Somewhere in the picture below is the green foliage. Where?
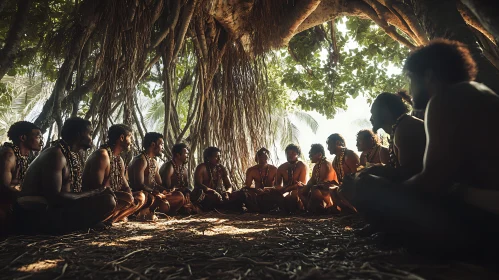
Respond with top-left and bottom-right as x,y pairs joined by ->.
280,17 -> 409,118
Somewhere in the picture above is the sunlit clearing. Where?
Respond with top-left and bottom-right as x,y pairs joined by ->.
16,259 -> 62,272
164,217 -> 228,225
192,225 -> 270,236
89,241 -> 122,247
116,235 -> 154,242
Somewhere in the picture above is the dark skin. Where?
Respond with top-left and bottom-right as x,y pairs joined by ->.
306,151 -> 338,187
128,138 -> 164,193
244,152 -> 278,189
20,125 -> 116,231
275,149 -> 308,193
160,147 -> 190,191
356,136 -> 389,166
405,78 -> 499,213
194,151 -> 233,201
0,129 -> 43,198
327,140 -> 360,177
82,131 -> 144,223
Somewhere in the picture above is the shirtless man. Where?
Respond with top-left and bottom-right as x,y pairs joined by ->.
82,124 -> 145,223
356,129 -> 389,167
0,121 -> 43,233
191,147 -> 245,211
15,117 -> 116,234
299,144 -> 340,214
159,143 -> 197,214
243,148 -> 282,213
275,144 -> 308,213
355,39 -> 499,254
128,132 -> 185,217
327,134 -> 360,184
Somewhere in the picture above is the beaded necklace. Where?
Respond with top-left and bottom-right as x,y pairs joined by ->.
207,164 -> 223,193
314,157 -> 326,183
142,151 -> 158,187
286,162 -> 297,186
55,140 -> 83,193
3,142 -> 30,183
332,148 -> 345,183
102,145 -> 123,191
365,144 -> 380,164
258,165 -> 270,188
171,159 -> 186,188
388,114 -> 408,168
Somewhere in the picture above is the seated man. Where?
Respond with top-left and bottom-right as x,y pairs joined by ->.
275,144 -> 308,213
0,121 -> 43,234
356,129 -> 389,167
82,124 -> 145,223
191,147 -> 245,211
298,144 -> 340,214
354,39 -> 499,254
159,143 -> 197,214
128,132 -> 185,218
243,148 -> 282,213
327,134 -> 360,184
15,117 -> 116,234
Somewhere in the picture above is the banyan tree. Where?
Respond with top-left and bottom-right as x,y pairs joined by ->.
1,0 -> 498,182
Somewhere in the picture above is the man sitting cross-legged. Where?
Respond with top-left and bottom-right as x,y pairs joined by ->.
159,143 -> 198,214
327,134 -> 360,184
275,144 -> 308,213
0,121 -> 43,234
128,132 -> 185,219
298,144 -> 341,214
191,147 -> 246,212
82,124 -> 146,223
242,148 -> 283,213
356,129 -> 389,167
15,117 -> 116,234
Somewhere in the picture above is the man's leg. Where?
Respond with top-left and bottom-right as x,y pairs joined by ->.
163,191 -> 185,215
284,190 -> 304,214
257,189 -> 285,213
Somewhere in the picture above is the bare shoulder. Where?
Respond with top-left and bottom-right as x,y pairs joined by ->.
160,161 -> 172,173
0,146 -> 15,160
88,148 -> 109,163
268,165 -> 278,172
130,154 -> 146,167
246,165 -> 258,173
297,161 -> 307,168
397,115 -> 424,136
277,162 -> 288,171
195,162 -> 207,172
345,149 -> 359,158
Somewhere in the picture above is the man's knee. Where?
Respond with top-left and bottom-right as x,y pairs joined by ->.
99,194 -> 117,214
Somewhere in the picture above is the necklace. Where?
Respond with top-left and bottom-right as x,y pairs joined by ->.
389,114 -> 408,168
258,165 -> 270,188
55,140 -> 83,193
207,164 -> 223,193
3,142 -> 30,183
171,159 -> 186,188
102,145 -> 122,191
365,145 -> 380,164
142,151 -> 157,187
332,148 -> 345,183
314,158 -> 325,183
286,162 -> 297,186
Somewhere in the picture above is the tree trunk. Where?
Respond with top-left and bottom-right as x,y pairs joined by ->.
411,0 -> 499,93
0,0 -> 31,80
461,0 -> 499,45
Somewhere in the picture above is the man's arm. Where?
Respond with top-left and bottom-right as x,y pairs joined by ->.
405,94 -> 459,193
274,167 -> 284,189
379,147 -> 390,165
0,149 -> 17,198
153,163 -> 164,191
221,166 -> 233,193
345,151 -> 360,174
244,168 -> 254,188
359,152 -> 367,166
395,118 -> 426,174
82,150 -> 109,191
119,158 -> 131,192
194,164 -> 211,192
161,162 -> 174,190
129,157 -> 154,192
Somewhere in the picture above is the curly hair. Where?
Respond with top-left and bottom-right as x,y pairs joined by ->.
309,144 -> 325,157
203,146 -> 220,163
61,117 -> 92,143
107,124 -> 132,146
404,39 -> 477,84
326,133 -> 345,146
142,132 -> 163,149
172,143 -> 189,157
357,129 -> 380,147
285,144 -> 301,156
7,121 -> 40,144
373,92 -> 410,117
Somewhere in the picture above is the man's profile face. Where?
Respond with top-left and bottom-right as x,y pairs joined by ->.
208,151 -> 221,165
154,138 -> 164,157
27,129 -> 43,151
356,137 -> 368,152
180,148 -> 189,164
257,152 -> 268,165
409,72 -> 430,110
121,132 -> 133,151
327,140 -> 335,155
370,101 -> 384,132
80,126 -> 93,150
286,149 -> 298,162
309,151 -> 320,163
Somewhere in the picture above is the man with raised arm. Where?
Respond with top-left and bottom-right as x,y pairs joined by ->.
0,121 -> 43,233
16,117 -> 116,234
82,124 -> 145,223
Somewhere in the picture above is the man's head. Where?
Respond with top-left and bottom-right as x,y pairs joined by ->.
172,143 -> 189,164
370,92 -> 410,132
356,129 -> 380,152
404,39 -> 477,110
326,133 -> 345,155
285,144 -> 301,163
255,147 -> 270,165
107,124 -> 133,151
309,144 -> 325,164
203,146 -> 221,166
143,132 -> 164,157
7,121 -> 43,151
61,117 -> 93,150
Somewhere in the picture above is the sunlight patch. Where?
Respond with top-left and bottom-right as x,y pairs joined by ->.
16,259 -> 62,272
193,225 -> 270,236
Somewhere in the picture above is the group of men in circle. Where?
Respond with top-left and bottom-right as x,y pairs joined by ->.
2,38 -> 499,255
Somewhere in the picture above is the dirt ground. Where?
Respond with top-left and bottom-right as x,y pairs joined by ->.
1,213 -> 498,280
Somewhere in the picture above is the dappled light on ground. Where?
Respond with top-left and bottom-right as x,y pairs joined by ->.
1,213 -> 498,279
